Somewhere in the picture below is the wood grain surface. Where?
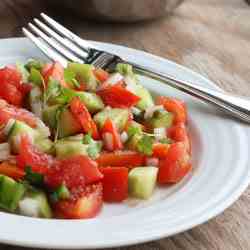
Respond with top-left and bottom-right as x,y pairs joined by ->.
0,0 -> 250,249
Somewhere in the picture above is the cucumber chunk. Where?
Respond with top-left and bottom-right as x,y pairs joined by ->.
19,190 -> 52,218
94,108 -> 129,132
0,175 -> 26,212
67,63 -> 98,91
146,110 -> 173,129
128,167 -> 158,199
55,140 -> 88,159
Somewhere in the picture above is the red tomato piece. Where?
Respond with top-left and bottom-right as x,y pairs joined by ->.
54,183 -> 103,219
100,167 -> 128,202
156,96 -> 187,124
70,97 -> 100,139
0,99 -> 37,128
16,135 -> 54,174
158,142 -> 192,184
168,123 -> 191,153
0,67 -> 28,106
152,143 -> 170,158
97,83 -> 140,108
0,162 -> 25,180
101,118 -> 123,151
45,155 -> 103,190
97,151 -> 145,168
42,62 -> 67,87
93,68 -> 109,83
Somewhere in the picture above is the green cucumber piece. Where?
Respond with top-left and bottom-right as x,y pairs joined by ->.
55,140 -> 88,159
94,108 -> 129,132
0,175 -> 26,212
35,138 -> 54,154
146,110 -> 173,129
76,92 -> 104,113
19,190 -> 52,218
67,63 -> 98,91
29,86 -> 43,118
128,167 -> 158,199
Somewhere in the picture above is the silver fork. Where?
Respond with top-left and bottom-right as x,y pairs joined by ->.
23,13 -> 250,123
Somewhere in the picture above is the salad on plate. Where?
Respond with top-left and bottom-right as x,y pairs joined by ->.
0,60 -> 191,219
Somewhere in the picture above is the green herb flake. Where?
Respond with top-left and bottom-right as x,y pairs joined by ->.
87,142 -> 102,159
137,135 -> 154,156
24,166 -> 44,187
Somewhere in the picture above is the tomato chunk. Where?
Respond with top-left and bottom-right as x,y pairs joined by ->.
97,83 -> 140,108
156,96 -> 187,124
42,62 -> 67,87
168,123 -> 191,153
93,68 -> 109,83
54,183 -> 103,219
45,155 -> 103,190
97,151 -> 145,168
0,162 -> 25,180
16,135 -> 54,174
0,99 -> 38,128
70,97 -> 99,139
100,167 -> 128,202
101,118 -> 123,151
158,142 -> 191,184
0,67 -> 30,106
152,143 -> 170,158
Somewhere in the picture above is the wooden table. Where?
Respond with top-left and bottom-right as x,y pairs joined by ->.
1,0 -> 250,249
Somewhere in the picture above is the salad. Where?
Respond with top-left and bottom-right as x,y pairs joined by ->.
0,61 -> 191,219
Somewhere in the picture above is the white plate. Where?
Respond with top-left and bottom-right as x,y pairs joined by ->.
0,38 -> 250,249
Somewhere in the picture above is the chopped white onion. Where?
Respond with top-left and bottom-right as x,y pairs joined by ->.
3,119 -> 16,136
120,131 -> 128,143
131,107 -> 142,116
154,127 -> 166,140
146,157 -> 159,167
103,132 -> 114,151
19,198 -> 40,217
103,73 -> 124,86
144,105 -> 164,120
0,143 -> 11,161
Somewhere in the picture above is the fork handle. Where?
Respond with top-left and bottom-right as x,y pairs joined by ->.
126,61 -> 250,123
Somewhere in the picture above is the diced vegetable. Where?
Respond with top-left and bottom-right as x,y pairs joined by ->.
94,108 -> 129,132
67,63 -> 98,91
128,167 -> 158,199
100,167 -> 128,202
54,183 -> 103,219
146,110 -> 173,130
0,162 -> 24,180
0,175 -> 26,212
70,97 -> 99,139
97,151 -> 145,168
19,189 -> 52,218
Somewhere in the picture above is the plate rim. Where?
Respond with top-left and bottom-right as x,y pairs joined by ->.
0,37 -> 249,249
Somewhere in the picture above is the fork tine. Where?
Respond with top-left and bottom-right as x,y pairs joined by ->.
28,23 -> 84,64
22,28 -> 68,67
40,13 -> 98,53
33,18 -> 89,60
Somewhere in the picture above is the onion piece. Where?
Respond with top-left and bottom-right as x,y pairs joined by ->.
144,105 -> 164,119
0,143 -> 11,161
36,119 -> 51,138
120,131 -> 128,143
146,157 -> 159,167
